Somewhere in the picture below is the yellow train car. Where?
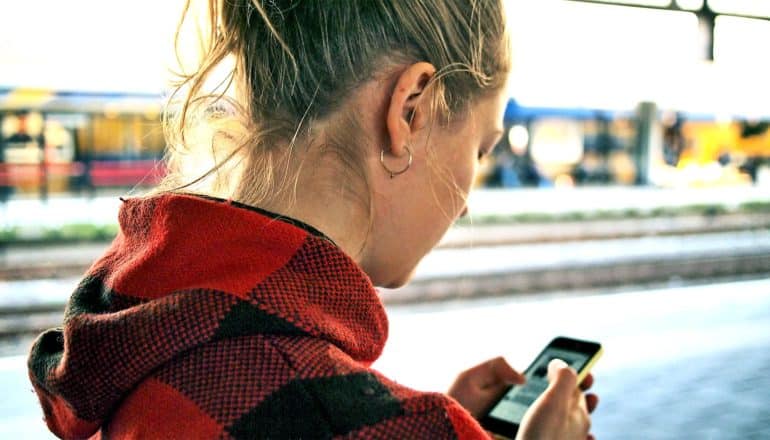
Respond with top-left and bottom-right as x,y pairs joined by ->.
0,88 -> 165,196
680,120 -> 770,165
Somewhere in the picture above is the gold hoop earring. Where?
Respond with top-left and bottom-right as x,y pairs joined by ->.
380,146 -> 413,179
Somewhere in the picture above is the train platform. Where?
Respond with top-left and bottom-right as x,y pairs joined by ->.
2,277 -> 769,439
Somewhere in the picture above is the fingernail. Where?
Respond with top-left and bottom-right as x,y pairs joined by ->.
550,358 -> 568,369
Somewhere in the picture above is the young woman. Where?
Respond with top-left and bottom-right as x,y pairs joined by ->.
28,1 -> 598,438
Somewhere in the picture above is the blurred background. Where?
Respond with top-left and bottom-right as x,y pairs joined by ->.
2,0 -> 770,438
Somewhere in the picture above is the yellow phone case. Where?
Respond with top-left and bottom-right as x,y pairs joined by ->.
575,346 -> 603,385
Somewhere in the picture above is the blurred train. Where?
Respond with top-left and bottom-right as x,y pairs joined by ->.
2,87 -> 769,198
482,100 -> 770,188
0,88 -> 165,198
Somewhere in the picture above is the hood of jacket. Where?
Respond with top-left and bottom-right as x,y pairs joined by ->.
27,193 -> 389,439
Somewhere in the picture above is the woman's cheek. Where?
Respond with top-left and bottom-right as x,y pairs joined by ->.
459,156 -> 478,194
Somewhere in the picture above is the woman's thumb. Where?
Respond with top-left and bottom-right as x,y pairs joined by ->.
546,358 -> 578,394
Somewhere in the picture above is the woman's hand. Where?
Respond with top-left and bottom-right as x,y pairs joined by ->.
516,359 -> 599,440
447,357 -> 526,419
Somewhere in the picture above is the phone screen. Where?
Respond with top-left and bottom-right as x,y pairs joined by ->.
486,347 -> 593,425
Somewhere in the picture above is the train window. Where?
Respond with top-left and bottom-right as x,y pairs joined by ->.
530,119 -> 584,170
91,115 -> 125,156
1,112 -> 43,164
43,118 -> 76,164
138,117 -> 165,155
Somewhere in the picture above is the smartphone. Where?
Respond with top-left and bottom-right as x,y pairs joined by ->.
479,336 -> 603,440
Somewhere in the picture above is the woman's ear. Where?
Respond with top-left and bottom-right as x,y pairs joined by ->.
385,62 -> 436,157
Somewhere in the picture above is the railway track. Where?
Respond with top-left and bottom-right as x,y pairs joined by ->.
3,212 -> 770,281
3,241 -> 770,340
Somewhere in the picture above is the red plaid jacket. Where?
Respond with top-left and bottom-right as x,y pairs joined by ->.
28,193 -> 490,439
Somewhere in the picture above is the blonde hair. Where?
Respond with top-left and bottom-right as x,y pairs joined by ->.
156,0 -> 511,226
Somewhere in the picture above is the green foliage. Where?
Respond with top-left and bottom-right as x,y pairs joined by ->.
740,201 -> 770,213
1,224 -> 118,245
456,202 -> 754,226
0,227 -> 20,243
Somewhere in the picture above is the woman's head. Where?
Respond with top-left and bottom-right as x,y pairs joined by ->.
162,0 -> 511,287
